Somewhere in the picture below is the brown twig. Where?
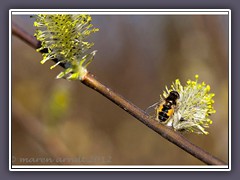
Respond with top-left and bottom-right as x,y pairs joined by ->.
12,99 -> 75,165
12,22 -> 227,165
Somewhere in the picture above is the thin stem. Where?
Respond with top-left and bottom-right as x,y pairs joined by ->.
12,22 -> 40,49
12,99 -> 75,165
12,22 -> 227,165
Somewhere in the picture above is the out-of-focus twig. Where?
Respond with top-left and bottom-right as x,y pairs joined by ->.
12,22 -> 227,165
12,98 -> 75,165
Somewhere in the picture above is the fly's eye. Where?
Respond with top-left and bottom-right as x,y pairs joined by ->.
170,91 -> 180,99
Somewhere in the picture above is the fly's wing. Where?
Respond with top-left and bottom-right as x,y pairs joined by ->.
145,102 -> 160,117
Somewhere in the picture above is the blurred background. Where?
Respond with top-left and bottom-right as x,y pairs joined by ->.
12,14 -> 229,165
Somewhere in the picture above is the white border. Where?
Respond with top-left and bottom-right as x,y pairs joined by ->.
11,9 -> 229,15
9,9 -> 231,171
228,10 -> 231,171
9,9 -> 12,172
11,165 -> 228,171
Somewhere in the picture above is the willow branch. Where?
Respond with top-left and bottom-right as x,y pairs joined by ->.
12,99 -> 75,165
12,22 -> 227,165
